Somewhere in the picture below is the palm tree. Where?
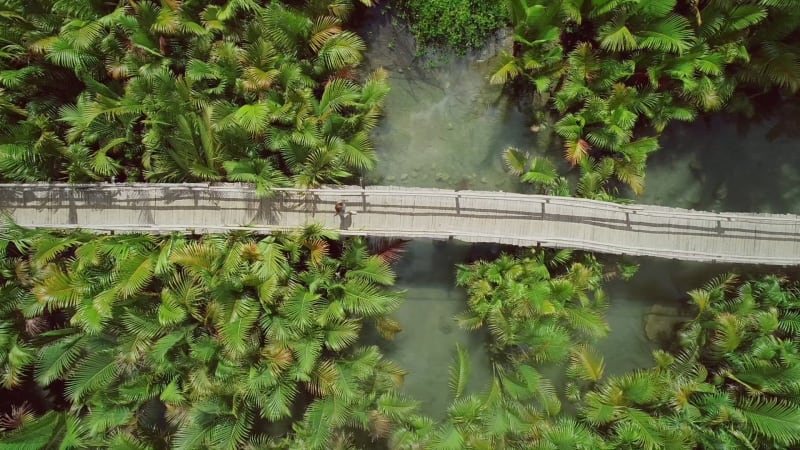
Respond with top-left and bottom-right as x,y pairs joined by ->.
571,273 -> 800,450
455,250 -> 609,367
0,223 -> 410,448
503,147 -> 569,195
497,0 -> 800,199
0,0 -> 386,191
674,275 -> 800,448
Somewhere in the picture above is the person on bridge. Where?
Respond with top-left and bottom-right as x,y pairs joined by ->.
335,200 -> 356,218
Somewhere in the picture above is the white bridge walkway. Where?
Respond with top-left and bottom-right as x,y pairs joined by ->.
1,183 -> 799,266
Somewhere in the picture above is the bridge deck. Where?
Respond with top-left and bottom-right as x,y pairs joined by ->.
1,183 -> 799,265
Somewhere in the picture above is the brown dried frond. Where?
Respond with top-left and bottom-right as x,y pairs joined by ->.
375,316 -> 403,340
163,0 -> 182,10
24,317 -> 47,336
0,402 -> 34,431
368,410 -> 391,440
106,59 -> 131,80
262,343 -> 294,375
368,238 -> 409,264
564,138 -> 590,166
332,67 -> 358,81
164,403 -> 191,427
13,259 -> 31,286
306,359 -> 338,396
329,431 -> 356,449
306,239 -> 329,266
241,242 -> 260,262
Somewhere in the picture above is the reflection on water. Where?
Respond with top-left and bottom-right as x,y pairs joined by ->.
642,106 -> 800,214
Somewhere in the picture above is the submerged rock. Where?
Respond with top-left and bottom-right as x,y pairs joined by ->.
438,314 -> 454,335
643,304 -> 691,343
688,158 -> 706,183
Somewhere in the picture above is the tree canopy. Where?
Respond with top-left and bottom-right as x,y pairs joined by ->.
0,224 -> 412,448
496,0 -> 800,198
392,251 -> 800,449
0,0 -> 387,191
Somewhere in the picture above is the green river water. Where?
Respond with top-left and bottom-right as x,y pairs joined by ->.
356,8 -> 797,418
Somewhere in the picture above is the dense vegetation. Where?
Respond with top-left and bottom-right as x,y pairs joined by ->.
494,0 -> 800,199
0,0 -> 385,191
402,252 -> 800,449
2,229 -> 799,449
0,224 -> 413,448
395,0 -> 507,52
2,2 -> 800,449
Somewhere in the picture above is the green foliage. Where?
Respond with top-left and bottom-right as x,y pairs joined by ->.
437,249 -> 800,450
567,344 -> 606,383
456,249 -> 609,366
448,343 -> 470,399
398,0 -> 508,52
497,0 -> 800,199
0,1 -> 387,190
0,226 -> 406,448
576,274 -> 800,450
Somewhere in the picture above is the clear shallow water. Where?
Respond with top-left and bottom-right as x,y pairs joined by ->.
356,8 -> 540,192
378,240 -> 494,419
640,103 -> 800,214
354,11 -> 534,416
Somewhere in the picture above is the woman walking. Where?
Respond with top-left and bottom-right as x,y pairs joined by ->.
334,200 -> 346,218
334,199 -> 357,220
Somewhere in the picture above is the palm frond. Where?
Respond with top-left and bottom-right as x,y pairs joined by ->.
490,52 -> 521,85
316,32 -> 365,71
448,344 -> 470,399
35,334 -> 84,385
521,157 -> 559,186
65,352 -> 120,402
638,15 -> 694,54
598,24 -> 638,52
502,147 -> 528,176
324,320 -> 361,351
568,344 -> 606,382
737,398 -> 800,445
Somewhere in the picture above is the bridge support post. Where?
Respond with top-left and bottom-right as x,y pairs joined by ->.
360,185 -> 366,212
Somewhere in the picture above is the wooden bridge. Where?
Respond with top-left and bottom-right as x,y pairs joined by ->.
1,183 -> 799,266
